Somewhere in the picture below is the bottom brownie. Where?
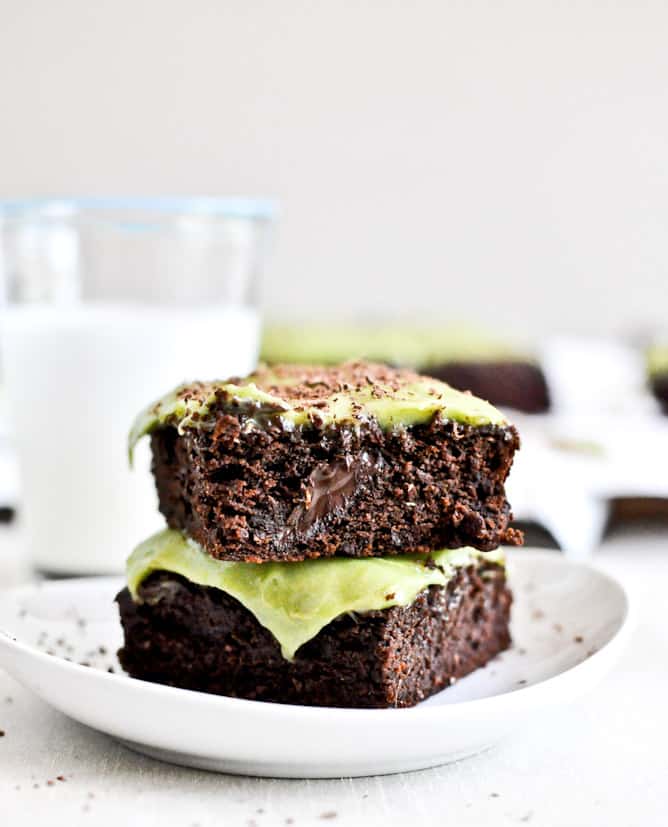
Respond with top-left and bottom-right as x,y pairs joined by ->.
426,361 -> 550,414
116,563 -> 511,709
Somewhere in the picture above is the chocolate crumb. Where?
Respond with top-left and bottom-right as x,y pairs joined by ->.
47,780 -> 55,786
574,635 -> 584,643
517,679 -> 527,685
385,592 -> 396,601
57,775 -> 66,782
553,623 -> 563,633
531,609 -> 545,621
0,729 -> 5,737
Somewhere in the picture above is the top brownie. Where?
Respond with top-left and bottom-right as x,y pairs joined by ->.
130,362 -> 522,562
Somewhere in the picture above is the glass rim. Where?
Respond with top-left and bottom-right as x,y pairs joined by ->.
0,196 -> 276,221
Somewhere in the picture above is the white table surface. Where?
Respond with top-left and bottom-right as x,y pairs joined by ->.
1,523 -> 667,827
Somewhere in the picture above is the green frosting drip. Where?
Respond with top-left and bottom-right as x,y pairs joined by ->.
127,529 -> 505,661
128,368 -> 507,462
261,324 -> 528,367
128,382 -> 282,462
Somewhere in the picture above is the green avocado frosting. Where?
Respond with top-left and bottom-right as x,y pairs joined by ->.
127,529 -> 505,660
128,363 -> 507,462
261,323 -> 529,367
647,345 -> 668,378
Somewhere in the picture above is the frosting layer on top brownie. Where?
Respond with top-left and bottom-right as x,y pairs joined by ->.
129,362 -> 507,460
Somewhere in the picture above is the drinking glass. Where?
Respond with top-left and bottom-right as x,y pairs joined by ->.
0,197 -> 274,574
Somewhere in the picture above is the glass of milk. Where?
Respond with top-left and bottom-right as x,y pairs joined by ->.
0,198 -> 274,574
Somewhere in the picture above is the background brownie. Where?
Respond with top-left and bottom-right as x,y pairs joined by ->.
117,562 -> 511,709
261,323 -> 550,413
651,374 -> 668,414
136,363 -> 522,562
426,361 -> 550,414
647,344 -> 668,414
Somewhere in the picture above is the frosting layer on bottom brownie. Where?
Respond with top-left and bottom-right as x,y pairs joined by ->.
127,528 -> 504,659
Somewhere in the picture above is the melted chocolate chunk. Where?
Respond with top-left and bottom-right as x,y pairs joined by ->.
287,454 -> 374,533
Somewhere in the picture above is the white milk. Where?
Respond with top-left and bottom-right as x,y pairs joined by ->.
1,304 -> 260,574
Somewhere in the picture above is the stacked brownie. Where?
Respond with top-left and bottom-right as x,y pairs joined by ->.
117,362 -> 521,708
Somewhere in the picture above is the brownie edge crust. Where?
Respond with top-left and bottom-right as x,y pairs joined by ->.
116,563 -> 511,709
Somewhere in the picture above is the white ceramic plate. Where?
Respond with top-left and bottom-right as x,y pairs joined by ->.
0,549 -> 631,778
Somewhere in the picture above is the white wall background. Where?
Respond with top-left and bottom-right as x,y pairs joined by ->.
1,0 -> 667,336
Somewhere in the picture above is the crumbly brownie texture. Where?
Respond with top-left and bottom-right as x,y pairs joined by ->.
426,362 -> 550,414
116,563 -> 511,709
151,412 -> 520,563
650,373 -> 668,415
